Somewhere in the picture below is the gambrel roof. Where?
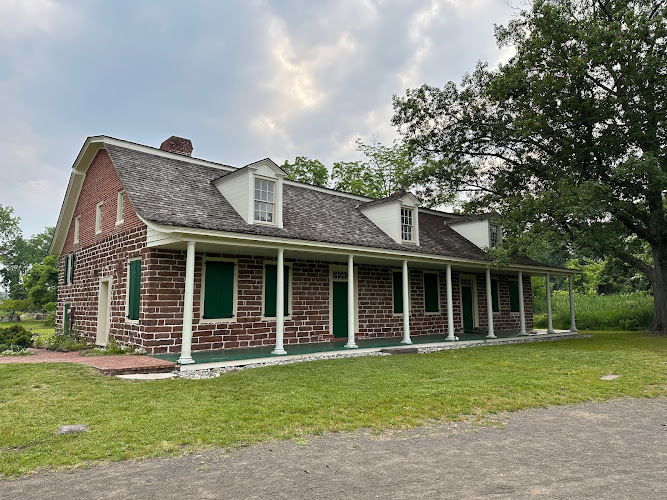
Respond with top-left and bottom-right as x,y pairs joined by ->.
51,136 -> 567,273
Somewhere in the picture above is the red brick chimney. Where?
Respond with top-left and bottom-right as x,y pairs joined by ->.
159,136 -> 193,156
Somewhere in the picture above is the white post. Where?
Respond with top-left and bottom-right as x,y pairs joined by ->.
568,275 -> 577,333
401,259 -> 412,344
178,241 -> 196,364
446,264 -> 455,341
345,254 -> 358,348
272,248 -> 287,354
485,266 -> 496,338
546,273 -> 554,334
518,270 -> 528,335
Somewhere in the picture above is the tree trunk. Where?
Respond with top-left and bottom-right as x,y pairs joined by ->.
649,243 -> 667,334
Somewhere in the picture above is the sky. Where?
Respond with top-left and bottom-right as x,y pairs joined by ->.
0,0 -> 518,237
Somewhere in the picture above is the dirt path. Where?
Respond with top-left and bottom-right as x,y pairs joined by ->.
3,398 -> 666,499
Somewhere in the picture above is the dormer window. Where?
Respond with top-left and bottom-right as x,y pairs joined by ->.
401,207 -> 414,242
254,178 -> 275,223
490,224 -> 499,249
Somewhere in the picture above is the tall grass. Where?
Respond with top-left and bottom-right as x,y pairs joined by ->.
533,291 -> 653,331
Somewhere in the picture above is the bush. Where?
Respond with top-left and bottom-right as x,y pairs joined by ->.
33,327 -> 89,352
0,325 -> 33,349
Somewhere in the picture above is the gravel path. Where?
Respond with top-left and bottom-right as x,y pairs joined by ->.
3,398 -> 666,499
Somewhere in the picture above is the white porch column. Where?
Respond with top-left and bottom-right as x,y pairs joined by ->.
546,273 -> 554,334
178,241 -> 196,364
518,270 -> 528,335
568,275 -> 577,333
272,248 -> 287,354
345,254 -> 358,348
446,264 -> 455,341
401,259 -> 412,344
485,266 -> 496,338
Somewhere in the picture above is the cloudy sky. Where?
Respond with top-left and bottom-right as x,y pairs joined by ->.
0,0 -> 517,237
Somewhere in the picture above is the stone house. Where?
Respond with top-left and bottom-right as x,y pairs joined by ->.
50,136 -> 576,364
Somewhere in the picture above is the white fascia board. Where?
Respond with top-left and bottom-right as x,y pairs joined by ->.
243,158 -> 286,177
140,218 -> 577,275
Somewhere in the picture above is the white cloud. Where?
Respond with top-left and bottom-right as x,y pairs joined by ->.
0,0 -> 76,39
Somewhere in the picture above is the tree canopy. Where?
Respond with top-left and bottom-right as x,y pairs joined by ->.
392,0 -> 667,332
281,157 -> 329,187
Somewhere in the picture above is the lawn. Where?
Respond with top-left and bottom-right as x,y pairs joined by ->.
0,319 -> 54,338
0,330 -> 665,477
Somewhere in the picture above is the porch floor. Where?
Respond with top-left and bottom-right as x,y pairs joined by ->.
152,330 -> 572,368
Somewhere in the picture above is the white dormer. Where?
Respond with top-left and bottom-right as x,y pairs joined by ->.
213,159 -> 286,228
447,214 -> 502,249
358,190 -> 420,245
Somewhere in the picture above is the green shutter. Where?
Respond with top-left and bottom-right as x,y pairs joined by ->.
64,303 -> 70,335
69,254 -> 75,284
128,259 -> 141,320
491,279 -> 500,312
509,281 -> 520,312
63,255 -> 68,284
203,261 -> 235,319
424,273 -> 439,312
264,265 -> 290,317
393,271 -> 403,314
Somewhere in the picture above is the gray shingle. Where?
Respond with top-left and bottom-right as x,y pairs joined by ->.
105,143 -> 551,266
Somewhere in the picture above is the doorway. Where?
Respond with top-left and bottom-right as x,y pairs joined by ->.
332,281 -> 348,338
96,278 -> 111,346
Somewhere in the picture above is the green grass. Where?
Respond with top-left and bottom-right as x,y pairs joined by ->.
0,319 -> 54,338
0,330 -> 664,477
534,292 -> 654,331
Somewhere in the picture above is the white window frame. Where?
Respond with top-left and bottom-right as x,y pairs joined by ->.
73,215 -> 80,244
328,264 -> 359,335
423,271 -> 441,315
489,224 -> 500,249
400,206 -> 415,243
65,253 -> 74,285
199,257 -> 239,323
261,261 -> 293,321
116,190 -> 125,225
253,176 -> 277,225
459,274 -> 479,329
95,201 -> 103,234
125,257 -> 141,324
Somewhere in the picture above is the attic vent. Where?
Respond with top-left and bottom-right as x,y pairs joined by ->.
160,136 -> 193,156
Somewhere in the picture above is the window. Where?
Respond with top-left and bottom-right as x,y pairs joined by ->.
509,280 -> 520,312
393,271 -> 403,314
254,178 -> 275,223
424,273 -> 439,313
95,202 -> 103,234
127,259 -> 141,321
264,264 -> 290,317
401,207 -> 413,242
490,224 -> 499,249
64,303 -> 71,335
491,279 -> 500,313
74,215 -> 80,244
203,260 -> 235,319
63,253 -> 74,285
116,191 -> 125,224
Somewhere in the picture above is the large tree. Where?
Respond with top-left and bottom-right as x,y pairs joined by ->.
392,0 -> 667,332
281,157 -> 329,187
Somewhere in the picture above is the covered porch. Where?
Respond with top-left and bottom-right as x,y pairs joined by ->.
145,232 -> 578,365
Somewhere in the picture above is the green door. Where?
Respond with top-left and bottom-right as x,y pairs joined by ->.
332,281 -> 348,338
462,286 -> 474,332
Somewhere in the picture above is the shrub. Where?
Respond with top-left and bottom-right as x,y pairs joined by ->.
34,327 -> 89,352
0,325 -> 33,349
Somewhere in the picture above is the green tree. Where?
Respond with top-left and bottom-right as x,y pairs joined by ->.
393,0 -> 667,332
22,255 -> 58,310
330,139 -> 433,200
281,157 -> 329,187
0,223 -> 55,298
